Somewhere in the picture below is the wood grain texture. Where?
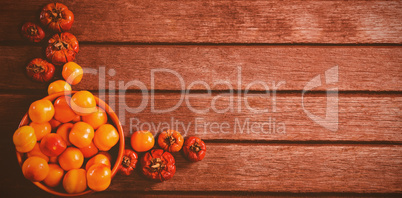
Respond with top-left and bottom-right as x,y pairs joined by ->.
1,93 -> 400,142
0,0 -> 401,43
0,45 -> 401,91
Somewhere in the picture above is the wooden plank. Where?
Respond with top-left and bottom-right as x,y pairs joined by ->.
0,45 -> 401,91
0,0 -> 401,43
2,142 -> 401,194
1,93 -> 401,142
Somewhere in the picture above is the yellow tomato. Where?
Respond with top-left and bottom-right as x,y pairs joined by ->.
58,147 -> 84,171
27,143 -> 49,162
82,107 -> 108,129
22,156 -> 49,182
70,91 -> 97,116
131,130 -> 154,152
85,153 -> 111,171
87,164 -> 111,191
63,169 -> 87,194
13,126 -> 36,153
29,121 -> 51,141
48,80 -> 72,95
28,99 -> 55,123
69,122 -> 94,148
94,124 -> 119,151
44,164 -> 64,187
62,62 -> 83,85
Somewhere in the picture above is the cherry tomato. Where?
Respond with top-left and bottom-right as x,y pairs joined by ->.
63,169 -> 87,194
29,121 -> 51,141
58,147 -> 84,171
21,22 -> 45,42
40,133 -> 67,157
54,96 -> 77,123
69,122 -> 94,148
44,164 -> 64,187
70,91 -> 97,116
79,141 -> 98,158
49,118 -> 62,129
82,107 -> 107,130
28,99 -> 55,123
183,137 -> 206,162
26,58 -> 55,82
40,3 -> 74,32
157,130 -> 184,152
46,32 -> 79,66
94,124 -> 119,151
141,149 -> 176,182
13,126 -> 36,153
131,130 -> 155,152
62,62 -> 83,85
87,164 -> 111,191
22,156 -> 49,182
85,153 -> 111,171
27,143 -> 49,162
118,149 -> 138,176
56,123 -> 73,146
48,80 -> 72,95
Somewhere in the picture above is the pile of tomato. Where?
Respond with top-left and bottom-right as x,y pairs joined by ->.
121,130 -> 207,181
13,90 -> 119,193
15,2 -> 208,195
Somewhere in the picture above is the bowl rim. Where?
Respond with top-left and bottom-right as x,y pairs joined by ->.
16,91 -> 125,196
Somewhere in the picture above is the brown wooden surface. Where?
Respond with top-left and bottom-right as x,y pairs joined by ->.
1,46 -> 401,91
0,0 -> 401,197
0,0 -> 401,43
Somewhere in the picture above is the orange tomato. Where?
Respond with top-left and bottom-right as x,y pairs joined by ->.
98,151 -> 112,162
56,123 -> 73,146
27,143 -> 49,162
131,130 -> 154,152
49,118 -> 62,129
72,114 -> 81,122
94,124 -> 119,151
70,91 -> 97,116
62,62 -> 83,85
69,122 -> 94,148
28,99 -> 55,123
82,107 -> 107,129
22,156 -> 49,182
29,122 -> 51,141
58,147 -> 84,171
48,80 -> 72,95
87,164 -> 111,191
13,126 -> 36,153
44,164 -> 64,187
79,141 -> 98,158
85,153 -> 111,171
40,133 -> 67,157
53,96 -> 77,123
63,169 -> 87,194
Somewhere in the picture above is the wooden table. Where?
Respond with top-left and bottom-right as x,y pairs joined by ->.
0,0 -> 401,197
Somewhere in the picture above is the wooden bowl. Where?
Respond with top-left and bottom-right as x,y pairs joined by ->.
16,91 -> 125,196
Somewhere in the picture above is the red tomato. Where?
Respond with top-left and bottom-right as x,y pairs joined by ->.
26,58 -> 55,83
21,22 -> 45,42
40,3 -> 74,32
118,149 -> 138,176
141,149 -> 176,182
46,32 -> 79,66
183,137 -> 206,162
40,133 -> 67,157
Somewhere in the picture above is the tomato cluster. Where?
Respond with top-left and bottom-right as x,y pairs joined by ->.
21,3 -> 79,83
119,130 -> 207,182
13,91 -> 120,194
